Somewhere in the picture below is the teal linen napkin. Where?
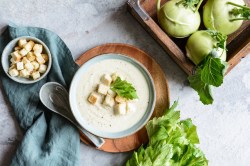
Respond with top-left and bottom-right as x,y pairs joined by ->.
0,25 -> 80,166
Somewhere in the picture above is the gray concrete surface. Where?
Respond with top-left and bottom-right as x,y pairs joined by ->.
0,0 -> 250,165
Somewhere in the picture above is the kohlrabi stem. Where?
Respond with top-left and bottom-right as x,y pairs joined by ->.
227,2 -> 250,10
219,49 -> 226,59
230,17 -> 249,21
227,2 -> 250,21
176,0 -> 183,6
195,0 -> 204,13
157,0 -> 161,13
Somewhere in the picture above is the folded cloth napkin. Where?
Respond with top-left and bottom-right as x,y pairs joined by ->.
0,25 -> 80,166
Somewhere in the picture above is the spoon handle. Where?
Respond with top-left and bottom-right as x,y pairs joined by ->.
48,98 -> 105,148
53,108 -> 105,148
77,124 -> 105,148
49,91 -> 105,148
40,82 -> 105,148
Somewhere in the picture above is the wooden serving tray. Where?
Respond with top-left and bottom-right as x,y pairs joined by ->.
127,0 -> 250,75
75,43 -> 170,152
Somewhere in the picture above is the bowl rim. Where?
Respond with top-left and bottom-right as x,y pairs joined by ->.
1,36 -> 52,84
69,53 -> 156,139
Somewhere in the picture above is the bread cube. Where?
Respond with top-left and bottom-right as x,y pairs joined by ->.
19,48 -> 28,56
126,102 -> 136,113
88,92 -> 99,105
18,39 -> 27,48
31,61 -> 40,70
20,69 -> 30,78
41,54 -> 49,62
36,55 -> 45,64
111,73 -> 118,82
16,62 -> 24,70
103,95 -> 115,107
22,57 -> 30,64
11,51 -> 22,61
32,71 -> 40,80
14,46 -> 21,51
33,44 -> 43,53
34,51 -> 41,57
25,62 -> 34,72
101,74 -> 112,86
111,73 -> 124,82
27,52 -> 36,61
107,89 -> 116,97
115,96 -> 126,103
114,103 -> 126,115
39,64 -> 47,73
97,84 -> 109,95
10,58 -> 16,65
24,40 -> 35,52
8,68 -> 19,77
9,64 -> 16,70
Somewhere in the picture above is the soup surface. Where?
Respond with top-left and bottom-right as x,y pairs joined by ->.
76,59 -> 150,133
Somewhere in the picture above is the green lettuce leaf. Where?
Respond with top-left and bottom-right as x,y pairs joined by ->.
180,119 -> 199,144
126,142 -> 173,166
126,101 -> 208,166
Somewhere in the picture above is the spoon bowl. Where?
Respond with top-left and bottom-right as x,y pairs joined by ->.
39,82 -> 105,148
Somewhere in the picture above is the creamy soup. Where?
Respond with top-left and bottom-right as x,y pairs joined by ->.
76,59 -> 150,133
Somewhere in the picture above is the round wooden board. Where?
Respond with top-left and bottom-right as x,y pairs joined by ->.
76,43 -> 170,152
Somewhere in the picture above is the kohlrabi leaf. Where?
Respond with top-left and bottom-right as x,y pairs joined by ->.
188,51 -> 228,105
176,0 -> 203,11
188,68 -> 214,105
207,30 -> 227,50
200,54 -> 227,87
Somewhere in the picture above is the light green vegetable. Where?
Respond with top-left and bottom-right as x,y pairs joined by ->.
203,0 -> 250,35
126,101 -> 208,166
111,76 -> 138,100
188,52 -> 228,104
157,0 -> 203,38
186,30 -> 228,105
186,30 -> 227,65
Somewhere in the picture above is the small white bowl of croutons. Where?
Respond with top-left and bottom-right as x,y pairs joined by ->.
1,36 -> 52,84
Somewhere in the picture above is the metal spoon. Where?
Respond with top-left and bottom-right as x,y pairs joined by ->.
39,82 -> 105,148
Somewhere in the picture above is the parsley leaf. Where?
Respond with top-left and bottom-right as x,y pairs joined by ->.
111,77 -> 138,100
188,52 -> 228,105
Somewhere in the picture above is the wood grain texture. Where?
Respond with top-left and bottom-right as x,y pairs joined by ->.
128,0 -> 250,76
76,43 -> 170,152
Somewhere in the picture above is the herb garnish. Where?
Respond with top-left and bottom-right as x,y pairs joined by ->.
111,77 -> 138,100
188,31 -> 228,105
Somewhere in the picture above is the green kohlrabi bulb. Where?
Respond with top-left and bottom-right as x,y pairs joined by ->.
186,30 -> 227,65
157,0 -> 201,38
203,0 -> 246,35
